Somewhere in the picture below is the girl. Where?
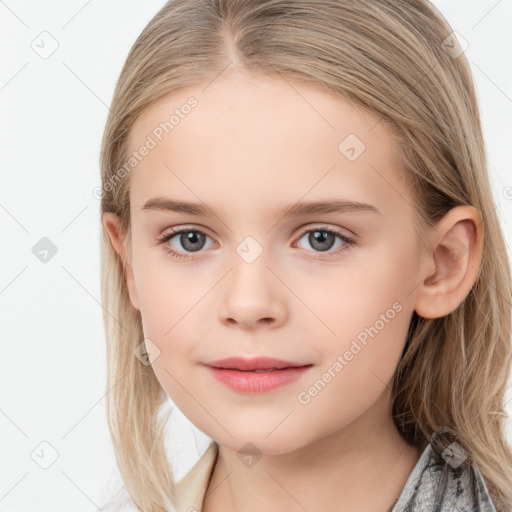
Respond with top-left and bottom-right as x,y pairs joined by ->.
99,1 -> 512,510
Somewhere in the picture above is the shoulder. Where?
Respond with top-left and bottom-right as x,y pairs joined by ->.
175,441 -> 219,512
391,440 -> 498,512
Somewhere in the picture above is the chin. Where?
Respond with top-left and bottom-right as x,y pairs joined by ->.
212,429 -> 312,457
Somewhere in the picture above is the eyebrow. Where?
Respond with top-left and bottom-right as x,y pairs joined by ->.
141,196 -> 380,218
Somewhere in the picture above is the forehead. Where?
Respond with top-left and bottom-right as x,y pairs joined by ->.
125,73 -> 407,217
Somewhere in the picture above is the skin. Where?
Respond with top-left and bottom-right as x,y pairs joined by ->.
103,69 -> 483,511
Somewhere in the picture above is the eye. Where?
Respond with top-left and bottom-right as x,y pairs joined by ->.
157,225 -> 355,261
157,227 -> 216,260
294,226 -> 355,258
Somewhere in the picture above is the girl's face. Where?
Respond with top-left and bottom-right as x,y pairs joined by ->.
116,72 -> 430,454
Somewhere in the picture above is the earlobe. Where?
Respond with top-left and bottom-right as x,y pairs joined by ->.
102,212 -> 140,311
414,206 -> 483,319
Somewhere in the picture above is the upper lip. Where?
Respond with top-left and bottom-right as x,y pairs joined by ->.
204,357 -> 311,371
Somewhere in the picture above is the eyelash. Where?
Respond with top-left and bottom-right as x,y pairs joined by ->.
156,225 -> 355,261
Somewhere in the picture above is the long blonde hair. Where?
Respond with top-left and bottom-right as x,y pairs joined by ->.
99,1 -> 512,510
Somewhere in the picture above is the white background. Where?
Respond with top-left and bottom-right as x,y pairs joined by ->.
1,1 -> 511,510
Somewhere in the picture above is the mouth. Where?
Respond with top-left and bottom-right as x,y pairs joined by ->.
203,359 -> 314,393
204,356 -> 311,372
223,367 -> 301,372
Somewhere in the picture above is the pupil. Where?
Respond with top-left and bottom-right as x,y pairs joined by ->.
310,230 -> 335,251
182,231 -> 205,252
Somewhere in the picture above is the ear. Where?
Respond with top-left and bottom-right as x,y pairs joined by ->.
414,206 -> 483,319
102,212 -> 140,311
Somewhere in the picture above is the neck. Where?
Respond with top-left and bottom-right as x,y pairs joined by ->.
203,389 -> 420,512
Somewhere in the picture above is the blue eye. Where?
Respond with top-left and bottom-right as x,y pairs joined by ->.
294,227 -> 354,258
157,227 -> 214,260
157,226 -> 355,261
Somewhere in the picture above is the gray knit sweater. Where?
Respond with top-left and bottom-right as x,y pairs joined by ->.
388,432 -> 498,512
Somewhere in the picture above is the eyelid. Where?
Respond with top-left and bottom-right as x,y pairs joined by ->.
158,224 -> 215,242
295,222 -> 356,239
159,222 -> 355,241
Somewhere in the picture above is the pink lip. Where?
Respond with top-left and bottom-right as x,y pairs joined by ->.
203,357 -> 313,393
205,356 -> 308,371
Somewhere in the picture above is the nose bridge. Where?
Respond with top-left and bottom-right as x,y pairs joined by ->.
235,233 -> 267,266
228,232 -> 273,295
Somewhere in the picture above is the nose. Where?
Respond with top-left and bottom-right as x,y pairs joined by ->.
218,253 -> 288,330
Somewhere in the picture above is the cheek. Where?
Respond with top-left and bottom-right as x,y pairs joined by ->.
316,295 -> 410,385
294,301 -> 412,439
302,245 -> 416,397
133,251 -> 207,336
132,260 -> 215,397
295,240 -> 416,340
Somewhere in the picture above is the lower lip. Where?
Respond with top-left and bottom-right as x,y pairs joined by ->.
205,365 -> 313,393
